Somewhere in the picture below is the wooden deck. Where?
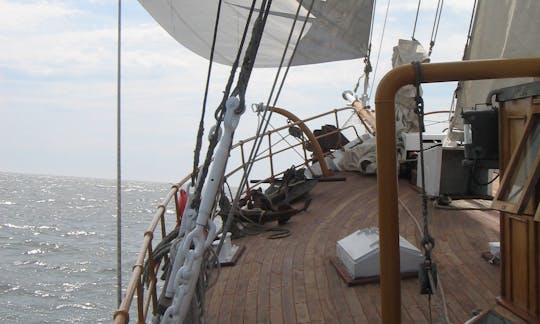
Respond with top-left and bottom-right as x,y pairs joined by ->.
206,172 -> 501,323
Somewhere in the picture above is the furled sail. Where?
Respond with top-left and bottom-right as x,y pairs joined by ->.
138,0 -> 374,67
449,0 -> 540,138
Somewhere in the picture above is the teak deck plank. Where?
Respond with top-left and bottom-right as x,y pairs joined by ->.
206,172 -> 501,323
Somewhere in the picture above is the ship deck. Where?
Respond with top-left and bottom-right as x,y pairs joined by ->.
206,172 -> 501,323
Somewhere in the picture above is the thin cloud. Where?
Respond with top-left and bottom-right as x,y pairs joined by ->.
0,0 -> 478,181
0,0 -> 80,31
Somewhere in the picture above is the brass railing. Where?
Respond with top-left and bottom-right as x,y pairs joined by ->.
113,176 -> 187,323
113,106 -> 364,323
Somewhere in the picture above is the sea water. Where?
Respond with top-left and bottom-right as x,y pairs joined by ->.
0,172 -> 174,323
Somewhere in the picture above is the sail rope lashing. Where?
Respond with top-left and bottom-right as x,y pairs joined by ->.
353,0 -> 376,106
411,0 -> 422,40
369,0 -> 392,100
115,0 -> 122,308
191,0 -> 225,185
427,0 -> 444,56
362,47 -> 373,106
214,0 -> 315,258
412,62 -> 438,307
353,44 -> 373,107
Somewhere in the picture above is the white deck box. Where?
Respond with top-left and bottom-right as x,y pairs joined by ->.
336,227 -> 423,278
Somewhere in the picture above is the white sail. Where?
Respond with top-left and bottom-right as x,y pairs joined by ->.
450,0 -> 540,136
138,0 -> 374,67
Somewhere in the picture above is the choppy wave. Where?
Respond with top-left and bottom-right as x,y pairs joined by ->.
56,303 -> 96,310
65,230 -> 96,236
0,172 -> 174,323
3,223 -> 33,229
2,223 -> 60,232
26,248 -> 45,255
33,289 -> 52,298
0,172 -> 170,322
62,282 -> 83,292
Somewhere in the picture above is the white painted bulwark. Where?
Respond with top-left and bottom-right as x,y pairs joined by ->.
336,227 -> 423,279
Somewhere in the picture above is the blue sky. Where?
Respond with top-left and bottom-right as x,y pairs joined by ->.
0,0 -> 474,182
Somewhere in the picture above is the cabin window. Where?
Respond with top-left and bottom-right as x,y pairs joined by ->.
493,106 -> 540,215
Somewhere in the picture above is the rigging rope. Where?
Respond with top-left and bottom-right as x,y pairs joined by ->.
231,0 -> 273,108
369,0 -> 391,100
353,0 -> 376,102
163,3 -> 272,321
411,0 -> 422,40
189,0 -> 259,211
412,61 -> 434,255
253,111 -> 306,162
412,62 -> 437,304
192,0 -> 224,185
250,0 -> 315,173
215,0 -> 314,257
270,0 -> 314,106
428,0 -> 444,56
115,0 -> 122,308
368,0 -> 377,46
463,0 -> 478,60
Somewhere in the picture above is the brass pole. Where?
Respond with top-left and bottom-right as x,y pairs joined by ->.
375,57 -> 540,324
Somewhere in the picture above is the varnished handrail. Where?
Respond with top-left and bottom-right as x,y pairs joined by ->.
114,175 -> 189,323
375,57 -> 540,324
